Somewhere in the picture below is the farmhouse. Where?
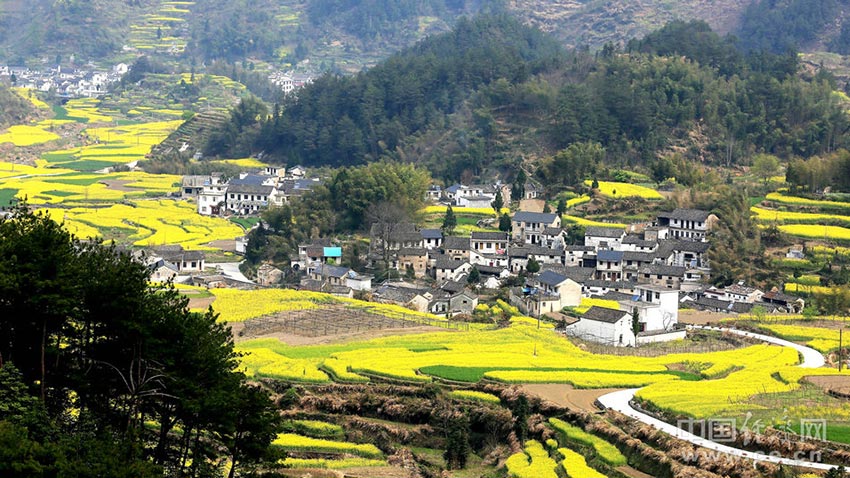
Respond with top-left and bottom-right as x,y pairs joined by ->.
511,270 -> 581,317
656,208 -> 716,241
511,211 -> 561,245
584,226 -> 627,250
567,306 -> 636,346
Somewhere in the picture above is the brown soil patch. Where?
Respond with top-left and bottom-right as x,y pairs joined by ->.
617,465 -> 655,478
187,296 -> 215,310
520,383 -> 622,412
806,375 -> 850,396
232,323 -> 445,346
677,309 -> 732,325
100,179 -> 134,192
207,239 -> 237,251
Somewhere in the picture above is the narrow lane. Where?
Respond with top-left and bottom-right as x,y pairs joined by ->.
597,326 -> 834,471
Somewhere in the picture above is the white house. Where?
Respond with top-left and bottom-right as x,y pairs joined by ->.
618,284 -> 679,332
511,270 -> 581,317
566,306 -> 636,347
512,211 -> 561,245
584,226 -> 626,250
656,208 -> 716,241
470,231 -> 509,255
197,173 -> 226,216
434,258 -> 473,282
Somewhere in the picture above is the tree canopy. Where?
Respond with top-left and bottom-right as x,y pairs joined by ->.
0,205 -> 281,477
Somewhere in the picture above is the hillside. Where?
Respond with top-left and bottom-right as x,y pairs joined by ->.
0,0 -> 832,68
512,0 -> 751,49
0,84 -> 37,128
207,18 -> 849,186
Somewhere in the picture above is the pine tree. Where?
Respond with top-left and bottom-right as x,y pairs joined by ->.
526,257 -> 540,274
443,412 -> 470,470
442,205 -> 457,235
556,197 -> 567,216
499,213 -> 512,232
491,191 -> 504,213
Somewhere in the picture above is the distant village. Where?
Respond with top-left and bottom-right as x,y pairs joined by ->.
159,166 -> 805,348
0,63 -> 128,98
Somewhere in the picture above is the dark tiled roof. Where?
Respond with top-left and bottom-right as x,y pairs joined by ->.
227,184 -> 273,195
641,264 -> 686,277
597,250 -> 624,262
435,258 -> 467,270
622,235 -> 657,247
623,251 -> 656,263
513,211 -> 559,224
443,236 -> 470,250
659,208 -> 711,222
693,297 -> 735,311
440,280 -> 466,293
421,229 -> 443,239
313,264 -> 351,278
471,231 -> 509,241
542,265 -> 595,283
584,226 -> 626,238
229,174 -> 267,186
586,280 -> 636,290
543,227 -> 564,236
583,306 -> 629,324
475,265 -> 504,275
763,291 -> 802,304
537,270 -> 570,286
601,291 -> 636,302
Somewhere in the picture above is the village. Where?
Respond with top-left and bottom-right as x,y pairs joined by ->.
134,165 -> 807,349
0,63 -> 129,98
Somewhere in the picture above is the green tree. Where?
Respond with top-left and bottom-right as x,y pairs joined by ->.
467,267 -> 480,284
751,153 -> 781,185
491,191 -> 504,213
526,257 -> 540,274
443,412 -> 470,470
498,213 -> 512,232
631,307 -> 641,345
442,205 -> 457,235
556,197 -> 567,216
511,170 -> 527,201
651,157 -> 675,184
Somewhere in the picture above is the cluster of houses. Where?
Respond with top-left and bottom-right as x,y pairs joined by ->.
1,63 -> 127,98
427,180 -> 540,207
350,207 -> 724,346
182,165 -> 321,216
267,71 -> 313,95
174,168 -> 806,347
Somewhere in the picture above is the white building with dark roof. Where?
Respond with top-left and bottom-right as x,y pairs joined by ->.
656,208 -> 717,241
584,226 -> 627,250
511,211 -> 561,245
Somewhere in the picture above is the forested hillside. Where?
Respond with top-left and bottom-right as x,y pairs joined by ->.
0,85 -> 34,128
3,0 -> 845,69
736,0 -> 850,53
207,19 -> 850,185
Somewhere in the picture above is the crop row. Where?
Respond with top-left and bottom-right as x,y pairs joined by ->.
557,447 -> 606,478
278,457 -> 386,469
548,418 -> 627,466
272,433 -> 383,459
447,390 -> 501,404
584,180 -> 663,200
765,192 -> 850,211
505,440 -> 559,478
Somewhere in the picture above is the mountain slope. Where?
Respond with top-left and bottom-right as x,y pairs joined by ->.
206,18 -> 848,186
